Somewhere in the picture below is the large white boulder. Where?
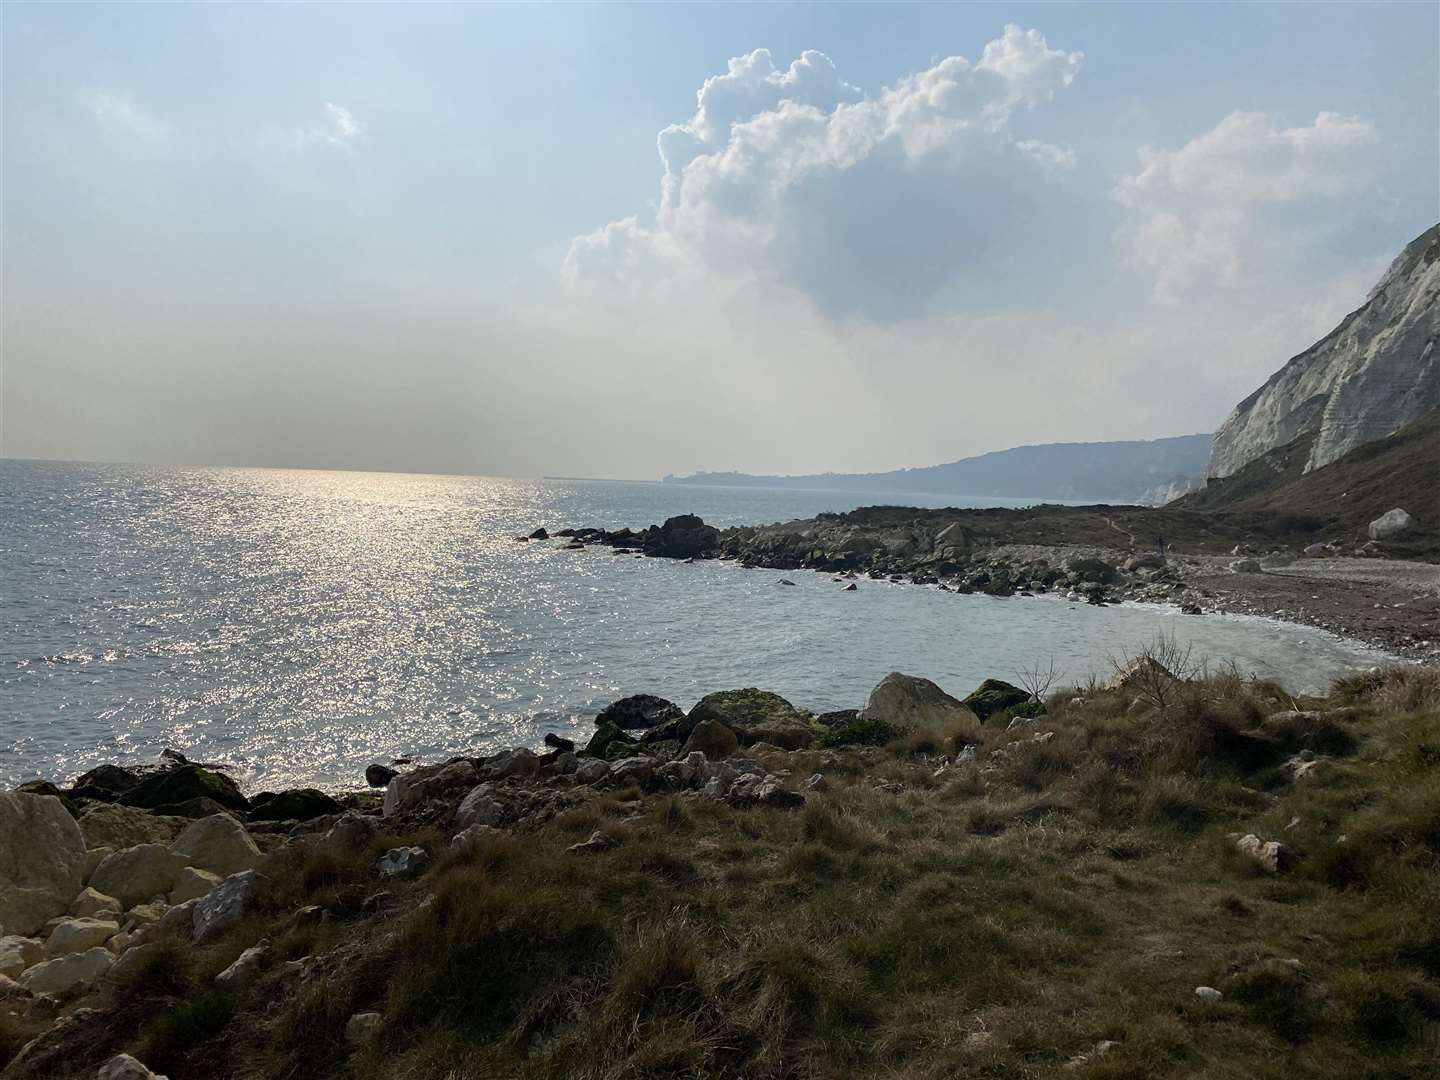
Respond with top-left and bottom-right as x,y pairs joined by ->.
97,1053 -> 170,1080
0,793 -> 87,937
169,814 -> 262,879
88,845 -> 190,909
0,934 -> 45,978
1368,507 -> 1414,540
17,946 -> 113,995
192,870 -> 262,942
78,804 -> 188,850
857,672 -> 977,731
45,917 -> 119,957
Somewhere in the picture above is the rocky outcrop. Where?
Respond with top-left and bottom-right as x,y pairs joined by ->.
686,690 -> 816,750
169,814 -> 262,879
1209,224 -> 1440,478
0,793 -> 87,937
858,673 -> 978,730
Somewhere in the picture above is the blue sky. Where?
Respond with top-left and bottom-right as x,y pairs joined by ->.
3,2 -> 1436,477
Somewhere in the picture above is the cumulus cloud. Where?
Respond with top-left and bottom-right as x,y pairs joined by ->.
566,26 -> 1083,320
299,102 -> 364,150
1114,110 -> 1380,303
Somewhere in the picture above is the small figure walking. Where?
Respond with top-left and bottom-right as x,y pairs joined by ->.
1156,533 -> 1167,557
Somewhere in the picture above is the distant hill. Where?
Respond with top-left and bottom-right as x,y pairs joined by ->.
663,434 -> 1212,505
1209,223 -> 1440,479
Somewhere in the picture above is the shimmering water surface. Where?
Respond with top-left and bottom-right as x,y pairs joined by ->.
2,460 -> 1391,790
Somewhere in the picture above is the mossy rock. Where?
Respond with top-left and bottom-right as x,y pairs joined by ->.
248,788 -> 344,822
15,780 -> 81,818
121,764 -> 248,814
818,710 -> 895,748
687,689 -> 816,750
585,723 -> 638,760
962,679 -> 1031,721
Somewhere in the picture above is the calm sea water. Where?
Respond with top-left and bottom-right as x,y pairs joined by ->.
1,459 -> 1391,791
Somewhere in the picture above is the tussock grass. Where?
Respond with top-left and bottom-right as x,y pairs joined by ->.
52,662 -> 1439,1080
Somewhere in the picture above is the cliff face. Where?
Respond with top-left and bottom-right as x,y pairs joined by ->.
1208,224 -> 1440,478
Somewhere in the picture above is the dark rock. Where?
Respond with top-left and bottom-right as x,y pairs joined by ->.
585,723 -> 638,760
962,679 -> 1031,721
595,694 -> 685,731
249,788 -> 344,822
543,733 -> 576,753
842,582 -> 858,591
1065,557 -> 1118,584
67,764 -> 141,802
529,527 -> 549,540
365,764 -> 398,788
682,718 -> 740,759
149,796 -> 235,819
122,764 -> 248,814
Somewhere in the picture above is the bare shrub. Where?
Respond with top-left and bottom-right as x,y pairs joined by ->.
1110,633 -> 1201,716
1015,655 -> 1063,703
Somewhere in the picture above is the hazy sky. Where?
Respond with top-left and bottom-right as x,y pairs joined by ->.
2,2 -> 1436,479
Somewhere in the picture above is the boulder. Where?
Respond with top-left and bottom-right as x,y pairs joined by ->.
594,694 -> 685,731
1368,507 -> 1414,540
574,758 -> 610,785
961,679 -> 1031,722
451,824 -> 503,849
1064,557 -> 1118,584
78,805 -> 189,850
543,733 -> 576,753
686,689 -> 816,750
88,845 -> 189,909
382,761 -> 479,818
858,673 -> 977,731
1108,656 -> 1177,690
68,765 -> 142,803
375,846 -> 431,880
248,789 -> 343,823
0,935 -> 45,978
365,764 -> 398,788
730,774 -> 805,809
170,866 -> 224,904
214,939 -> 270,992
1229,559 -> 1263,573
121,764 -> 248,814
1123,554 -> 1166,571
17,947 -> 113,995
157,900 -> 198,939
45,917 -> 119,957
586,722 -> 641,759
124,900 -> 169,928
455,784 -> 505,829
97,1054 -> 169,1080
169,814 -> 262,878
646,516 -> 720,559
683,718 -> 740,760
609,757 -> 658,788
70,887 -> 122,919
345,1011 -> 384,1044
482,748 -> 540,780
1235,834 -> 1294,873
0,793 -> 88,937
192,870 -> 262,942
317,812 -> 381,853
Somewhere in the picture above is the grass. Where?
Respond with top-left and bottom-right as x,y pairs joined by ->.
8,665 -> 1438,1080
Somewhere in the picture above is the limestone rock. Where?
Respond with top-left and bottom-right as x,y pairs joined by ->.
451,824 -> 503,849
170,865 -> 224,904
382,760 -> 479,818
70,887 -> 122,919
44,917 -> 118,957
82,847 -> 115,883
482,748 -> 540,780
345,1011 -> 384,1044
158,899 -> 199,938
169,814 -> 262,878
1235,834 -> 1294,873
574,758 -> 610,785
214,939 -> 270,991
0,793 -> 88,937
455,785 -> 505,829
124,900 -> 168,928
192,870 -> 262,942
859,672 -> 977,731
97,1054 -> 169,1080
1368,507 -> 1415,540
88,845 -> 189,909
78,804 -> 189,850
375,846 -> 431,880
318,811 -> 380,853
1194,986 -> 1223,1002
1209,224 -> 1440,478
17,946 -> 113,995
0,935 -> 45,978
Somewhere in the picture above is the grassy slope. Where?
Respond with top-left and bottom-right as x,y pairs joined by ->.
1176,409 -> 1440,558
6,668 -> 1439,1080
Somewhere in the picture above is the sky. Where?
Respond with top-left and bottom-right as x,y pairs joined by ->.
2,2 -> 1436,479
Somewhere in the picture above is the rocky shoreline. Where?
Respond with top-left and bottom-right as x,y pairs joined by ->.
529,510 -> 1439,662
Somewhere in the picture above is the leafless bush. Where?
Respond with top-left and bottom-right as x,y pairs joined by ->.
1110,632 -> 1201,716
1016,655 -> 1063,703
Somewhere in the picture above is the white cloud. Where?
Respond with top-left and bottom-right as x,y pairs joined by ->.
75,91 -> 169,144
299,102 -> 364,150
566,26 -> 1083,320
1114,110 -> 1380,303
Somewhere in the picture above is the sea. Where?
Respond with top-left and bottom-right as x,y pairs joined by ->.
0,459 -> 1393,792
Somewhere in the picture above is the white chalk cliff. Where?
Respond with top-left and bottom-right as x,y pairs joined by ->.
1208,224 -> 1440,478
